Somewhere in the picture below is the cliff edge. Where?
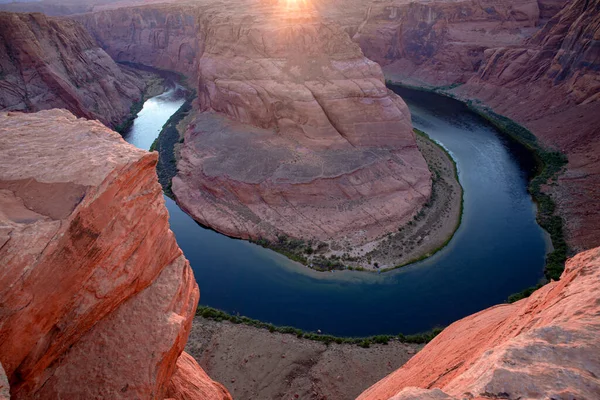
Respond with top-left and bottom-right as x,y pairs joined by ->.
358,246 -> 600,400
0,110 -> 230,399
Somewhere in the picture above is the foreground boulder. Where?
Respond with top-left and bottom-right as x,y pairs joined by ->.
358,246 -> 600,399
0,12 -> 151,130
0,110 -> 229,399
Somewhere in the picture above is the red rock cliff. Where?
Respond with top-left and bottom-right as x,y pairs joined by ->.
0,110 -> 230,400
358,246 -> 600,400
0,12 -> 149,130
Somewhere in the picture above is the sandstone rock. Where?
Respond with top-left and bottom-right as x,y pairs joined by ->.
177,6 -> 430,245
358,246 -> 600,400
353,0 -> 541,87
79,5 -> 201,79
0,110 -> 228,399
0,364 -> 8,400
0,12 -> 149,129
166,352 -> 233,400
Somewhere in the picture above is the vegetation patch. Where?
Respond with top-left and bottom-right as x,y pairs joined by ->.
152,88 -> 197,198
196,305 -> 444,347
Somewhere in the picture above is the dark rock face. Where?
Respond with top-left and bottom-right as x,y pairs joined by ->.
0,12 -> 148,129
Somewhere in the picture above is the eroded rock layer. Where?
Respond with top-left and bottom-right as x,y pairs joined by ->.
353,0 -> 542,87
358,246 -> 600,400
79,1 -> 432,246
0,110 -> 229,400
0,12 -> 149,129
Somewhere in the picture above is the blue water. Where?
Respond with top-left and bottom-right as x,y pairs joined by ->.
124,85 -> 548,337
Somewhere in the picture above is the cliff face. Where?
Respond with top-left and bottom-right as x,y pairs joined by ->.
457,0 -> 600,251
358,246 -> 600,400
0,110 -> 229,400
79,0 -> 432,246
80,5 -> 201,79
353,0 -> 541,86
0,12 -> 149,130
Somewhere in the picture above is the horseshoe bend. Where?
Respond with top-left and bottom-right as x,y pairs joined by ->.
0,0 -> 599,398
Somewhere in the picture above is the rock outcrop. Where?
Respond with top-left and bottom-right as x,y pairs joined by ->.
79,0 -> 432,246
0,110 -> 229,399
174,4 -> 430,245
358,246 -> 600,400
0,12 -> 151,130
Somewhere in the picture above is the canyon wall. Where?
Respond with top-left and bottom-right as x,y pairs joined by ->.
0,12 -> 152,130
358,246 -> 600,400
353,0 -> 542,87
355,0 -> 600,252
79,5 -> 201,80
456,0 -> 600,252
0,110 -> 229,400
79,1 -> 432,247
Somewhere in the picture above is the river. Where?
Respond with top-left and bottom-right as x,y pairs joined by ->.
122,83 -> 548,337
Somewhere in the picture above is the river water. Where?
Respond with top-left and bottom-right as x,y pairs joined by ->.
123,84 -> 548,337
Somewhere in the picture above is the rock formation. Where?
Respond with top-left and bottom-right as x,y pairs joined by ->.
0,110 -> 229,399
79,0 -> 432,246
0,12 -> 151,130
80,4 -> 201,79
358,246 -> 600,400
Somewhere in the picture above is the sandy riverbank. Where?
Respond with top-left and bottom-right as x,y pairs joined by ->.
186,317 -> 422,400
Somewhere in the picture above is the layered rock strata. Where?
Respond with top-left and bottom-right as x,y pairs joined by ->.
79,0 -> 432,246
0,12 -> 150,130
353,0 -> 542,87
0,110 -> 229,399
175,8 -> 430,245
358,246 -> 600,400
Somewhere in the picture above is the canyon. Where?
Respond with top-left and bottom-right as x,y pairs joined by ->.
354,0 -> 600,252
0,110 -> 229,399
0,12 -> 164,130
81,0 -> 434,250
0,0 -> 598,398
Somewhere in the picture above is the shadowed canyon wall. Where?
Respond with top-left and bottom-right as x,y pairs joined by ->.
359,246 -> 600,400
0,110 -> 230,400
0,12 -> 152,130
